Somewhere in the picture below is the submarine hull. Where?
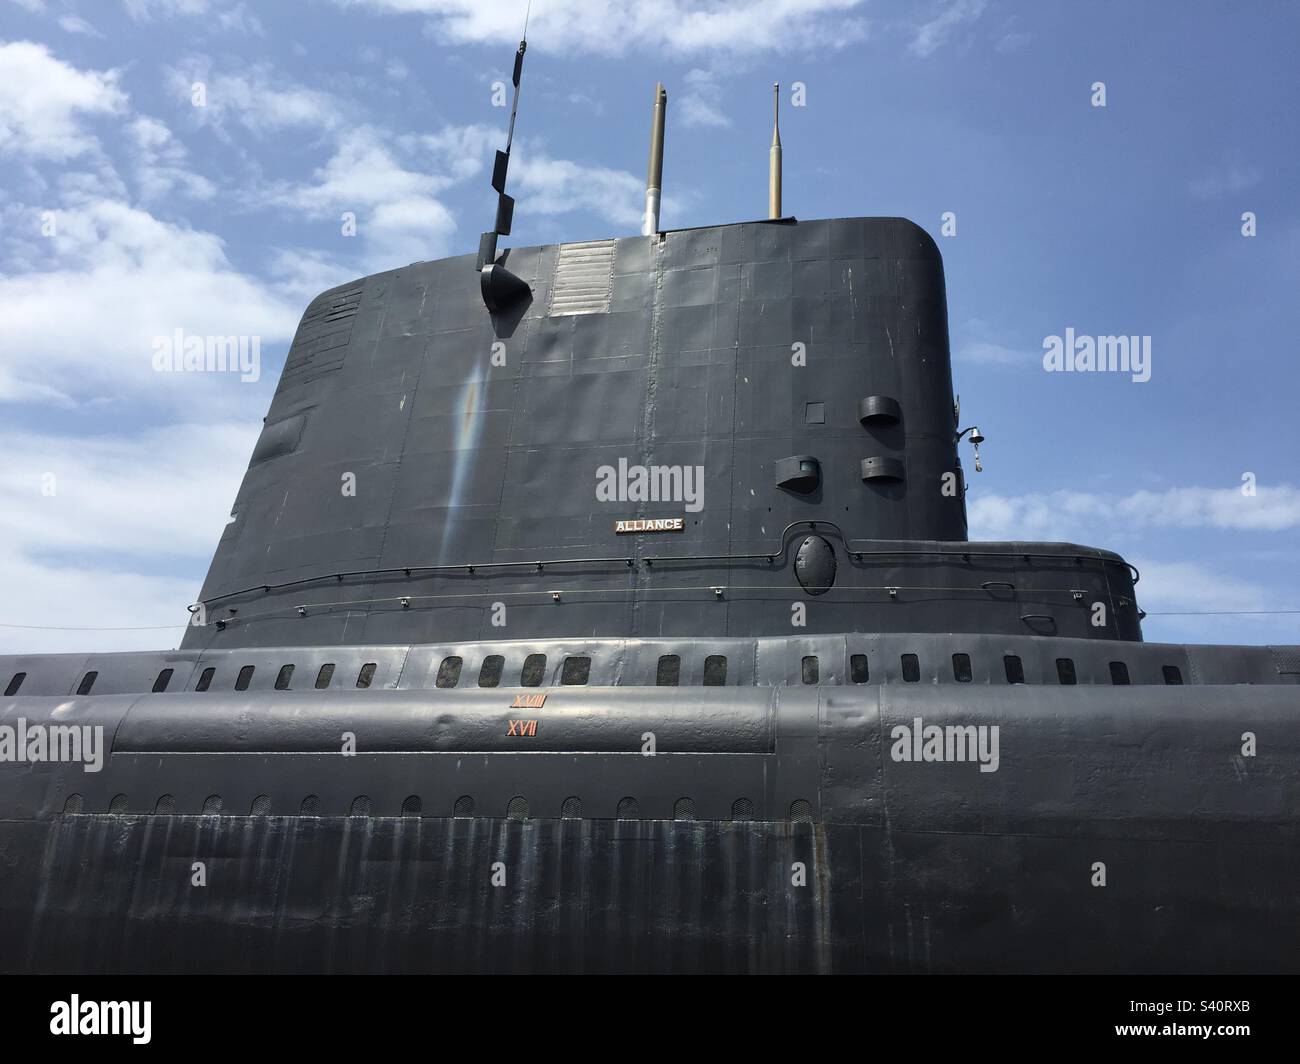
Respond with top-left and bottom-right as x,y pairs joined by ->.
3,216 -> 1296,973
5,816 -> 1295,974
2,679 -> 1296,974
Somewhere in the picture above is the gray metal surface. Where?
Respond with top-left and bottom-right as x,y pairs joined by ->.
0,683 -> 1296,972
6,631 -> 1295,702
188,217 -> 1020,650
1,214 -> 1296,974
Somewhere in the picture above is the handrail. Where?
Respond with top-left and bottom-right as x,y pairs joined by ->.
197,557 -> 635,611
191,580 -> 1144,635
642,520 -> 1139,581
195,521 -> 1140,612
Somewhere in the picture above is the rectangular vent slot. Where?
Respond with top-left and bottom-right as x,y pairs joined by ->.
549,239 -> 615,317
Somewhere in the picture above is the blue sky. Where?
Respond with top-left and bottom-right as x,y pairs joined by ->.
1,0 -> 1297,653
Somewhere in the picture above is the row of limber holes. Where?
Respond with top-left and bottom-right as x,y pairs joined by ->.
958,654 -> 1182,686
4,653 -> 1185,698
63,792 -> 815,824
1,662 -> 381,698
6,655 -> 681,696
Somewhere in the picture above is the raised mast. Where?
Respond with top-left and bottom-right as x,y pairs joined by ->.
642,82 -> 667,235
769,82 -> 782,219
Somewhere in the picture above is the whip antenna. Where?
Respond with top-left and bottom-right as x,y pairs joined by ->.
476,4 -> 533,312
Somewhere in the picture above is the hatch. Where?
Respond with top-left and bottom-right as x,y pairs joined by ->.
794,535 -> 836,595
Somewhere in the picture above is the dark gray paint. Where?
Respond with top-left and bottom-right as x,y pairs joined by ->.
0,215 -> 1296,973
186,218 -> 1144,649
0,683 -> 1295,972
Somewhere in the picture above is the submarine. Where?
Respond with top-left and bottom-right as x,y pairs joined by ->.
1,36 -> 1297,975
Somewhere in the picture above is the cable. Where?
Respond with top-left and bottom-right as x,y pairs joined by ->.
1144,610 -> 1300,617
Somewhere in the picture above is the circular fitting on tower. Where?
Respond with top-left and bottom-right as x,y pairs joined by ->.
794,535 -> 837,595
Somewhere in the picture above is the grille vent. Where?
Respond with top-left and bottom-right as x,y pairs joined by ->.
1270,646 -> 1300,675
549,239 -> 614,316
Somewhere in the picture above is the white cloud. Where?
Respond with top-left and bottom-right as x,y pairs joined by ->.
58,15 -> 104,37
680,96 -> 730,128
361,196 -> 457,268
679,68 -> 732,129
562,91 -> 606,117
968,484 -> 1300,543
165,60 -> 342,136
909,0 -> 987,59
0,420 -> 258,653
513,152 -> 647,230
968,486 -> 1300,642
954,318 -> 1036,366
0,41 -> 127,160
128,0 -> 265,33
957,338 -> 1033,365
272,125 -> 458,213
0,422 -> 256,559
1137,561 -> 1300,645
1127,559 -> 1300,646
262,116 -> 658,267
124,0 -> 210,17
1189,161 -> 1260,200
54,163 -> 130,204
213,1 -> 265,33
262,124 -> 468,268
334,0 -> 870,56
1134,560 -> 1273,616
128,115 -> 216,200
0,363 -> 74,406
994,30 -> 1030,54
265,120 -> 650,268
404,123 -> 503,183
0,561 -> 194,654
0,196 -> 302,406
261,247 -> 358,307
